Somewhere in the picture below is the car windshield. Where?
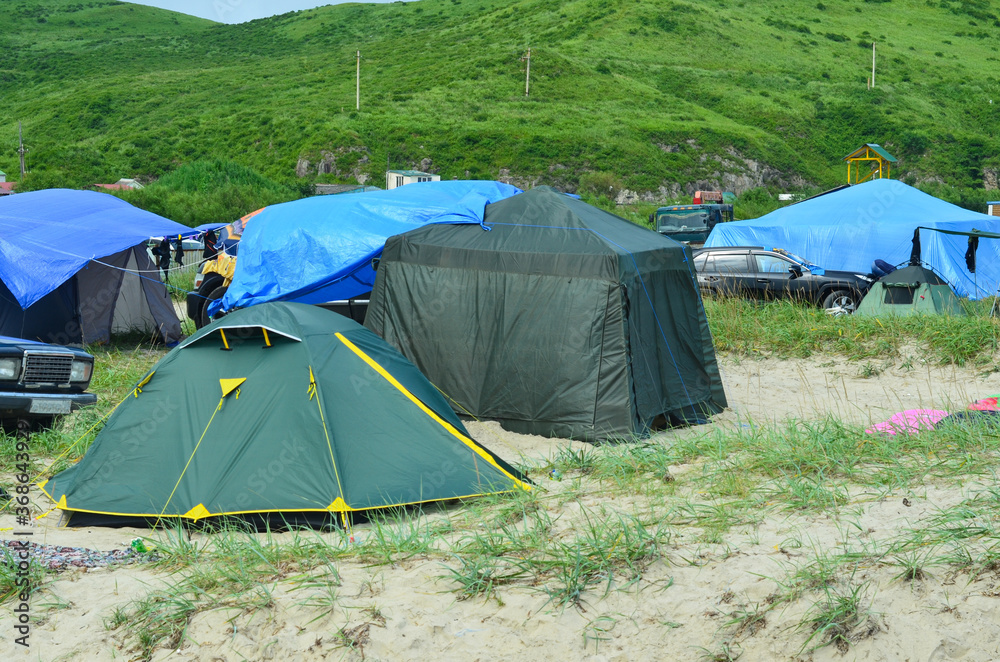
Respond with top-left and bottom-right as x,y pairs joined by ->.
657,210 -> 709,232
769,248 -> 821,270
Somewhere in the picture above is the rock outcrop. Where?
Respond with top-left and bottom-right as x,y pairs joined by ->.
296,146 -> 370,184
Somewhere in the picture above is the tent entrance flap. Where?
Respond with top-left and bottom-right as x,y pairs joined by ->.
885,285 -> 916,305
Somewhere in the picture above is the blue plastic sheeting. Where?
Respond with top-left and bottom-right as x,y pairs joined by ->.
193,222 -> 229,233
212,180 -> 522,314
706,179 -> 1000,299
0,189 -> 195,309
0,334 -> 45,346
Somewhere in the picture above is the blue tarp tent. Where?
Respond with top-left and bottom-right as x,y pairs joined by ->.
0,189 -> 195,344
705,179 -> 1000,299
212,180 -> 522,314
193,222 -> 229,233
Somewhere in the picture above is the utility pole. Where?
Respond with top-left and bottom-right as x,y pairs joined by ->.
871,41 -> 876,88
17,121 -> 26,180
521,48 -> 531,97
356,50 -> 361,110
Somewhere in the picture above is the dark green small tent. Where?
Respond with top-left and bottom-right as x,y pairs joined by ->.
365,186 -> 727,441
855,265 -> 965,317
40,302 -> 529,527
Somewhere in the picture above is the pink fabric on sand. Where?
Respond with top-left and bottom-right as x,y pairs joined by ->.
968,396 -> 1000,412
864,409 -> 950,436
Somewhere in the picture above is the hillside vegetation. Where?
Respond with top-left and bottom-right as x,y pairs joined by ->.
1,0 -> 999,222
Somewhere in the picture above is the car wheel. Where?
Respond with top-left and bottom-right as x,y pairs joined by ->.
30,416 -> 58,432
822,289 -> 857,313
1,417 -> 57,434
197,284 -> 229,328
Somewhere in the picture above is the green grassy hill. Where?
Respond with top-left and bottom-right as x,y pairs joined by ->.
2,0 -> 999,221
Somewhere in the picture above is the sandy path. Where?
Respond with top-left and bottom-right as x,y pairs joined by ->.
4,352 -> 1000,661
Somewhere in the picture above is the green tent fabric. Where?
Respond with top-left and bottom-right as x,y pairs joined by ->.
40,302 -> 529,527
364,186 -> 727,441
856,265 -> 966,317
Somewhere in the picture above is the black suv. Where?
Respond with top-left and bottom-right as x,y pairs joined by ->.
692,246 -> 874,311
0,336 -> 97,431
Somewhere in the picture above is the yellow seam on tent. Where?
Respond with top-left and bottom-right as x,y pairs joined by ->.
307,367 -> 317,400
432,384 -> 521,485
134,371 -> 155,397
219,328 -> 230,350
33,505 -> 59,522
36,481 -> 521,519
309,365 -> 349,510
263,328 -> 271,347
333,333 -> 531,491
155,396 -> 225,525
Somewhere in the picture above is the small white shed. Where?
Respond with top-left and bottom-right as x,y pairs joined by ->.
386,169 -> 440,190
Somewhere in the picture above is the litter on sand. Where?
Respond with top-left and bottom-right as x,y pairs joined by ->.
1,539 -> 154,571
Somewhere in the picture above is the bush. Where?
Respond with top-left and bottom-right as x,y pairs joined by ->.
114,160 -> 303,225
735,188 -> 785,219
578,171 -> 625,199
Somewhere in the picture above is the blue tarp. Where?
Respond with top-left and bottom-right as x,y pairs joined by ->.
193,222 -> 229,233
705,179 -> 1000,299
212,180 -> 522,314
0,189 -> 195,309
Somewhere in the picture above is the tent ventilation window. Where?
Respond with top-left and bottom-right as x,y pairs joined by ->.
884,284 -> 917,305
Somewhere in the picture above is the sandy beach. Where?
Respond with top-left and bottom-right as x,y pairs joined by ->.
4,351 -> 1000,661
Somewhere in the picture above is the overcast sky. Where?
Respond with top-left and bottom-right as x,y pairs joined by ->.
128,1 -> 395,24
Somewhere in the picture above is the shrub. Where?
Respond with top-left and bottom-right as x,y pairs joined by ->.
578,171 -> 625,199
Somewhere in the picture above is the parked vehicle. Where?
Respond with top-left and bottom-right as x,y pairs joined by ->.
186,210 -> 256,329
0,336 -> 97,431
651,203 -> 734,245
692,190 -> 724,204
692,246 -> 874,311
186,210 -> 369,328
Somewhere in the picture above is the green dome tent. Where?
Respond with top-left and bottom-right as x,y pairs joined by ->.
855,265 -> 965,317
365,186 -> 727,441
40,302 -> 529,527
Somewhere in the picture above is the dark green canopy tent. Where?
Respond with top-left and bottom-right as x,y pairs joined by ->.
365,186 -> 727,441
40,302 -> 529,527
